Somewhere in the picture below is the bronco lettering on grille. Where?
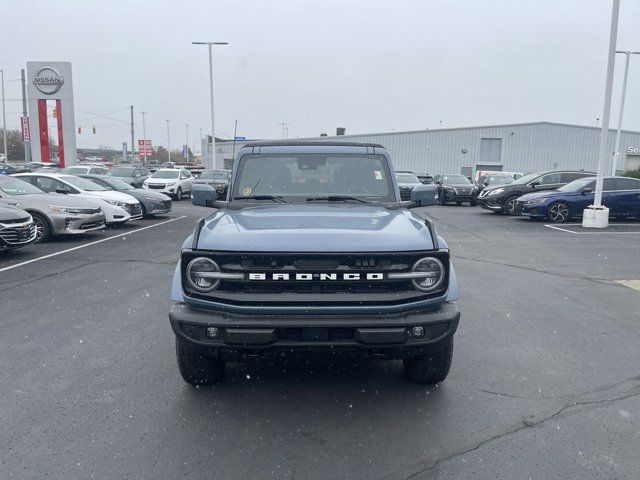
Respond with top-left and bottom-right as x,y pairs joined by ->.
248,273 -> 385,281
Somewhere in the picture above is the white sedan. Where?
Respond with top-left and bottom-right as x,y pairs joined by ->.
14,173 -> 142,225
142,168 -> 193,200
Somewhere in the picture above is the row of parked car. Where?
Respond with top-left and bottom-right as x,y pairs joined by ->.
395,169 -> 640,223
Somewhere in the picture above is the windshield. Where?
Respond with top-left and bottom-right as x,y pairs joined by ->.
396,173 -> 420,183
0,176 -> 44,195
151,170 -> 180,179
109,167 -> 134,177
62,166 -> 88,174
232,154 -> 395,202
442,175 -> 470,184
510,172 -> 540,185
63,176 -> 109,191
558,177 -> 595,192
485,176 -> 515,186
199,170 -> 228,180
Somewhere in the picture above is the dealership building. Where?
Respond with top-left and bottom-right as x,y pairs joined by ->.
215,122 -> 640,176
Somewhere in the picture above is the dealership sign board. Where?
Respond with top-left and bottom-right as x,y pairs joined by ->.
26,62 -> 77,167
138,139 -> 153,156
626,146 -> 640,156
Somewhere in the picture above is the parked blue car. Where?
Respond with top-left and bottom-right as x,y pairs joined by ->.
515,176 -> 640,222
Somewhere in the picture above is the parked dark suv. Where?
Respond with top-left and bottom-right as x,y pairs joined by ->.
478,170 -> 596,215
434,174 -> 479,206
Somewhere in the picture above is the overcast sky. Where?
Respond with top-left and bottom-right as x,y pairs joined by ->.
2,0 -> 640,150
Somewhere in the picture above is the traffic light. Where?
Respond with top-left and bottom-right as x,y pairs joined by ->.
52,108 -> 57,118
78,127 -> 81,134
92,126 -> 96,134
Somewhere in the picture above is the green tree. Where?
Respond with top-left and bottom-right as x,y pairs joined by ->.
623,168 -> 640,179
1,129 -> 24,161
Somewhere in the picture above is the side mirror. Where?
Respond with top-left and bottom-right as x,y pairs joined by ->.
580,187 -> 593,195
410,184 -> 438,207
191,183 -> 217,207
55,188 -> 69,194
530,182 -> 540,188
483,181 -> 489,187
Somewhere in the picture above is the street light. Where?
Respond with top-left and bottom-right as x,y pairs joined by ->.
191,41 -> 228,169
584,0 -> 619,229
166,119 -> 171,163
611,50 -> 640,175
141,111 -> 148,164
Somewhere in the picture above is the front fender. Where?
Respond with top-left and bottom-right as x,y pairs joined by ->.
446,261 -> 459,302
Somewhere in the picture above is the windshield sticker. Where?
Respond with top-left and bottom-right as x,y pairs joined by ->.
242,187 -> 252,196
374,171 -> 382,180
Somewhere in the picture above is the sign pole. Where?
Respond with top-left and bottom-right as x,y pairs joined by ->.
130,105 -> 135,164
21,69 -> 30,162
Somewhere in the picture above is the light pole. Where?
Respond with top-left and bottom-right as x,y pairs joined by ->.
185,123 -> 189,163
279,122 -> 290,139
1,69 -> 7,160
191,41 -> 228,169
611,50 -> 640,175
584,0 -> 619,229
165,119 -> 171,163
141,111 -> 148,164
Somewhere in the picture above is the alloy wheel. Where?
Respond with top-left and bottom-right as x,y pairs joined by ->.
548,202 -> 569,223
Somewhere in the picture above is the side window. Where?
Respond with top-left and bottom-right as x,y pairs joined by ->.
35,177 -> 68,193
603,178 -> 616,191
537,173 -> 562,185
561,172 -> 582,183
614,178 -> 640,191
181,171 -> 189,179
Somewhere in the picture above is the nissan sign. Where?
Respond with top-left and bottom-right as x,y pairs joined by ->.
32,66 -> 64,95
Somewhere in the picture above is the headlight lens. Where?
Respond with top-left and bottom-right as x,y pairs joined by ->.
105,200 -> 127,207
411,257 -> 445,292
486,188 -> 504,196
526,198 -> 546,205
186,257 -> 221,292
49,205 -> 86,214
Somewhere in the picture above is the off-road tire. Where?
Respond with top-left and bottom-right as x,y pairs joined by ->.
176,337 -> 226,385
403,337 -> 453,384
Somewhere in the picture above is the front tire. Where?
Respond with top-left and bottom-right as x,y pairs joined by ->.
546,201 -> 570,223
175,337 -> 226,385
403,337 -> 453,384
31,212 -> 51,243
175,187 -> 182,201
502,195 -> 519,215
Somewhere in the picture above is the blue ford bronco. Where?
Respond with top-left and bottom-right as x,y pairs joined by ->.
169,142 -> 460,385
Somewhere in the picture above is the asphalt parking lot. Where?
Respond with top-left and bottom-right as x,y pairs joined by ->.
2,203 -> 640,479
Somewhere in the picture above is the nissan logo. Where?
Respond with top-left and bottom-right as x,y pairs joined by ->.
33,66 -> 64,95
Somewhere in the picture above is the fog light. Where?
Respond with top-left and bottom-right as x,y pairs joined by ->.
410,326 -> 425,338
205,327 -> 220,339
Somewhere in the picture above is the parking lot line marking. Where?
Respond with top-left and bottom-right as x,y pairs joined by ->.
617,280 -> 640,292
0,216 -> 187,274
544,224 -> 640,235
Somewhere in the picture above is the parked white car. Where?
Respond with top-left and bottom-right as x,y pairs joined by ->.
142,168 -> 193,200
14,173 -> 142,225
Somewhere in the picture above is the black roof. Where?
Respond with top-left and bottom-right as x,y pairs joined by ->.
242,141 -> 385,148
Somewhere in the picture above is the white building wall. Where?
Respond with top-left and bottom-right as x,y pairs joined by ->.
215,122 -> 640,175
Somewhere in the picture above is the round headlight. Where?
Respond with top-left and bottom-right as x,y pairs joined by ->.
411,257 -> 445,292
186,257 -> 221,292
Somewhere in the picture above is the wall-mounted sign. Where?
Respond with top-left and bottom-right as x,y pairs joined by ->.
626,146 -> 640,156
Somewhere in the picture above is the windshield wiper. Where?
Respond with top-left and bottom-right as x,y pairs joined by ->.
232,195 -> 288,203
306,196 -> 369,204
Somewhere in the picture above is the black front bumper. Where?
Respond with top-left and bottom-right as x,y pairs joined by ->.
169,301 -> 460,360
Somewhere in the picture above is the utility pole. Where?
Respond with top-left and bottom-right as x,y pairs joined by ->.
185,124 -> 189,163
1,69 -> 7,160
141,111 -> 147,164
130,105 -> 134,164
232,118 -> 238,161
21,69 -> 30,162
279,122 -> 289,139
166,119 -> 171,163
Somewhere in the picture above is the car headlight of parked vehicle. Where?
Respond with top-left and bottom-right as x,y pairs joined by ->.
186,257 -> 221,293
49,205 -> 88,214
410,257 -> 445,292
105,200 -> 127,207
485,188 -> 504,196
525,198 -> 547,205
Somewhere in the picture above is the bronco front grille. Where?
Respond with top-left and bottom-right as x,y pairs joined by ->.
182,251 -> 449,308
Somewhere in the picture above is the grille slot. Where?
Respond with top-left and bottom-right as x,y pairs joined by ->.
0,224 -> 36,244
399,186 -> 413,201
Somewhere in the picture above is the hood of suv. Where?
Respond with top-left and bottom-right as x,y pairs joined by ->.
195,204 -> 435,252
